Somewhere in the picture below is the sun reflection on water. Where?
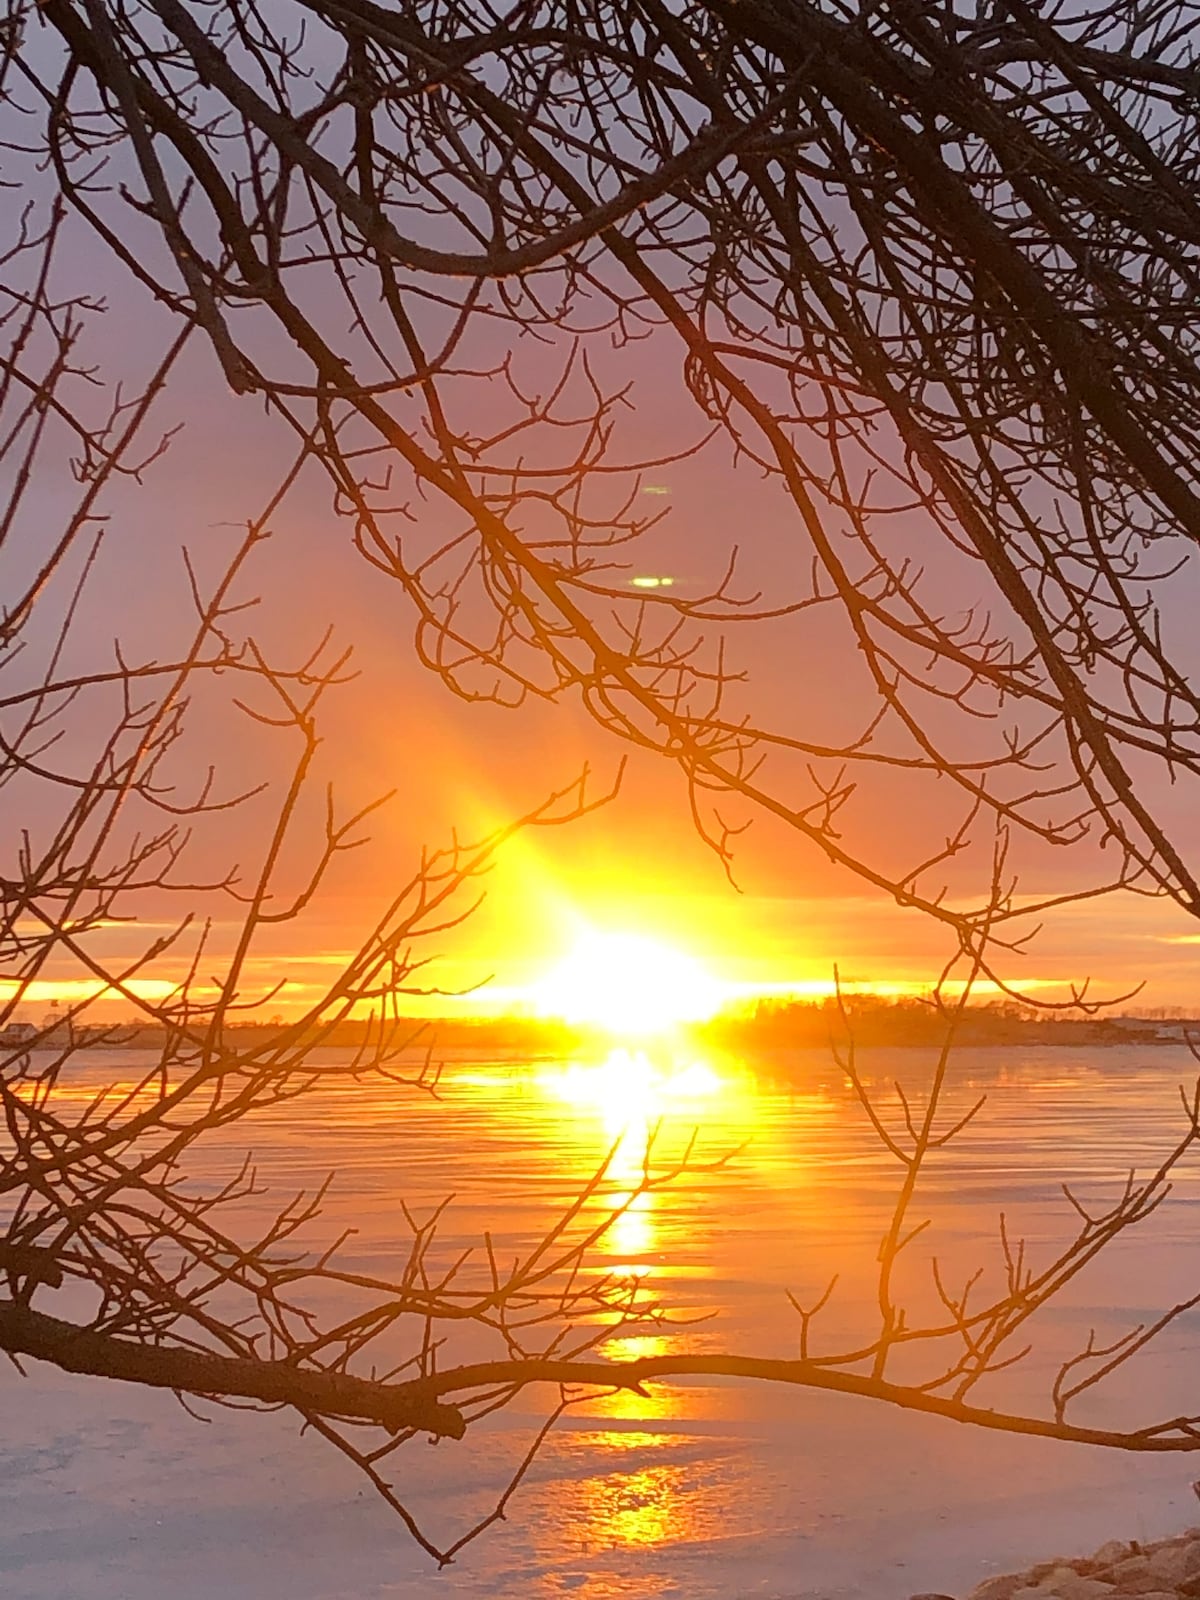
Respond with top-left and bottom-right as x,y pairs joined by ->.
429,1043 -> 798,1557
538,1046 -> 732,1280
607,1187 -> 656,1268
532,1046 -> 755,1445
542,1046 -> 724,1136
565,1461 -> 705,1552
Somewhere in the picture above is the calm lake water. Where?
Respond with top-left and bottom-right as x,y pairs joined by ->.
5,1041 -> 1200,1600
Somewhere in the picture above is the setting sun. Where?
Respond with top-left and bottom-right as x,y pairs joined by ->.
529,931 -> 726,1035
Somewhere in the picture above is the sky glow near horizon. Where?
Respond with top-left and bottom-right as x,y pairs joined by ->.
6,880 -> 1192,1023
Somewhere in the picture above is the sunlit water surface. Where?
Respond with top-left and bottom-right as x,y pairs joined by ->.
5,1043 -> 1200,1600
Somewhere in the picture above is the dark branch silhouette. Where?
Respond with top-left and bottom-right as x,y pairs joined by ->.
4,0 -> 1200,1565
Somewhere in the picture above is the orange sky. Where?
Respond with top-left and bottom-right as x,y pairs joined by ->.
9,321 -> 1200,1029
12,737 -> 1200,1024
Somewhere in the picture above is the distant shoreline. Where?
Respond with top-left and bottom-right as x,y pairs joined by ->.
5,1001 -> 1196,1055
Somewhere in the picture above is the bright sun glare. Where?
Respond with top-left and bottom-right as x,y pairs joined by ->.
530,931 -> 725,1035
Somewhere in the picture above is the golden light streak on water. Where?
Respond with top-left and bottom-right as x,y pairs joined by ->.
573,1462 -> 691,1548
7,1044 -> 1200,1586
